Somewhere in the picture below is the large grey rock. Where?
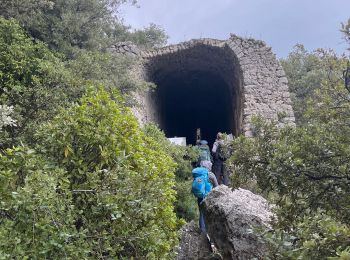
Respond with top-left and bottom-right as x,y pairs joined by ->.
202,186 -> 273,260
176,221 -> 221,260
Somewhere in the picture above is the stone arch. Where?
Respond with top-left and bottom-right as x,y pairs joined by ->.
143,41 -> 243,144
112,35 -> 295,143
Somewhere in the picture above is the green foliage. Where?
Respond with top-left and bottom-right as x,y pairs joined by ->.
143,123 -> 199,222
230,53 -> 350,255
0,17 -> 156,148
39,87 -> 178,258
126,23 -> 168,49
281,45 -> 347,124
264,213 -> 350,260
232,116 -> 350,225
66,49 -> 152,99
0,87 -> 178,258
0,0 -> 132,54
0,146 -> 84,259
341,18 -> 350,49
174,180 -> 198,222
0,0 -> 167,56
0,2 -> 172,258
0,17 -> 81,147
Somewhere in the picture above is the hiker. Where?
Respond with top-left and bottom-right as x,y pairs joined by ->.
197,139 -> 212,166
191,166 -> 218,233
200,160 -> 218,187
212,132 -> 229,185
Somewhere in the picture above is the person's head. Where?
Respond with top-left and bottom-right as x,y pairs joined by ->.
200,140 -> 208,145
200,160 -> 212,171
217,132 -> 223,140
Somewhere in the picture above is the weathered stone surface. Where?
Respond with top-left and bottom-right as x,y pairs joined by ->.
202,186 -> 273,260
112,35 -> 295,135
177,221 -> 221,260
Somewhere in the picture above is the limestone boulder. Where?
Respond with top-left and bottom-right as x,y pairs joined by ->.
202,186 -> 273,260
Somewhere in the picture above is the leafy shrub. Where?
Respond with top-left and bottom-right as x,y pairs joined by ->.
0,147 -> 84,259
66,49 -> 153,101
174,180 -> 198,221
229,115 -> 350,259
230,116 -> 350,226
264,213 -> 350,260
143,123 -> 199,222
0,18 -> 154,148
0,87 -> 178,258
0,17 -> 82,147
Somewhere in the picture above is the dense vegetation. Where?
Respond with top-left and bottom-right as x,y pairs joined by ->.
1,88 -> 178,258
228,19 -> 350,259
0,1 -> 182,258
1,0 -> 350,258
143,124 -> 199,222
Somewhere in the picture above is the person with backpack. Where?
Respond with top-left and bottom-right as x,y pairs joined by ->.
212,132 -> 229,185
200,160 -> 218,187
197,139 -> 212,166
191,166 -> 218,233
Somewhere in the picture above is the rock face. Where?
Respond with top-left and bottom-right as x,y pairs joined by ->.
176,221 -> 216,260
202,186 -> 273,260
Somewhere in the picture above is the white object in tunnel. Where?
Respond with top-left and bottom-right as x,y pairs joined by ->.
168,137 -> 186,146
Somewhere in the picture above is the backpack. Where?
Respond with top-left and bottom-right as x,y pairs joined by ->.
199,146 -> 211,162
191,167 -> 212,198
217,142 -> 231,161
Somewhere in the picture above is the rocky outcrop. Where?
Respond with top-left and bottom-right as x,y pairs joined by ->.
177,221 -> 220,260
202,186 -> 273,259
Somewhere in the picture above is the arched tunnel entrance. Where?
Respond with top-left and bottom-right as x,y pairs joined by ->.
145,43 -> 243,145
156,71 -> 233,145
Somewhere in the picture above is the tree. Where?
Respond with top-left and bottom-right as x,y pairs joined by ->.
127,23 -> 168,49
0,0 -> 167,56
280,45 -> 346,125
341,18 -> 350,49
0,17 -> 81,148
0,18 -> 155,148
66,49 -> 151,99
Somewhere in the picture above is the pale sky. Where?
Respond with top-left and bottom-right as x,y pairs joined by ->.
120,0 -> 350,57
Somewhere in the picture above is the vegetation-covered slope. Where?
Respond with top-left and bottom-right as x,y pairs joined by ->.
0,1 -> 350,258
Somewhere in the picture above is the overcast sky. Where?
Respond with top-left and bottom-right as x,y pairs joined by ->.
120,0 -> 350,58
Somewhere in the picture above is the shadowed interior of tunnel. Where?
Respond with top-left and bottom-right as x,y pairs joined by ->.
154,71 -> 234,145
144,44 -> 243,145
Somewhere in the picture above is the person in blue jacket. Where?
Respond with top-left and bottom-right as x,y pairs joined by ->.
192,164 -> 218,233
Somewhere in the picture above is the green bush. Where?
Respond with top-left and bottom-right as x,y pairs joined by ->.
0,17 -> 82,147
143,123 -> 199,222
230,116 -> 350,259
263,213 -> 350,260
174,180 -> 198,221
0,87 -> 178,259
0,146 -> 84,259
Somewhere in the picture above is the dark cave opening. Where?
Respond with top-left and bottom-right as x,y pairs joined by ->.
155,71 -> 234,145
145,44 -> 243,146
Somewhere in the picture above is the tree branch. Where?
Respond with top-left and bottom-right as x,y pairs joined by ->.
343,60 -> 350,93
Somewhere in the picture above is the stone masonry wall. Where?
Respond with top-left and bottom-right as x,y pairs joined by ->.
110,35 -> 295,136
